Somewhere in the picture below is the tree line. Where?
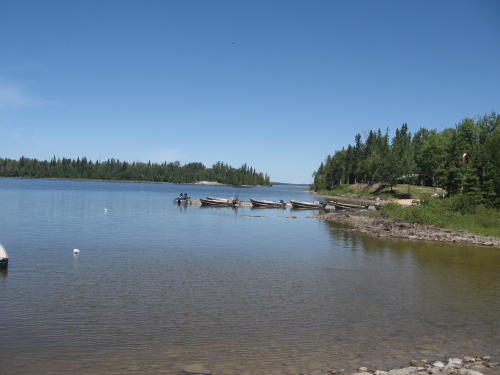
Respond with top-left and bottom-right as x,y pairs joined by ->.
0,157 -> 271,186
312,112 -> 499,206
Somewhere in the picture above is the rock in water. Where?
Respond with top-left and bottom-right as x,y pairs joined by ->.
182,364 -> 211,375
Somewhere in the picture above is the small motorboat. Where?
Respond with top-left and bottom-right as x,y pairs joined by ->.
200,197 -> 241,207
250,199 -> 286,208
175,193 -> 192,205
333,201 -> 369,210
0,243 -> 8,269
290,200 -> 326,209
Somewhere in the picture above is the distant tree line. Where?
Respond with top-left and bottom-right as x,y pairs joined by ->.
0,157 -> 271,186
313,112 -> 499,206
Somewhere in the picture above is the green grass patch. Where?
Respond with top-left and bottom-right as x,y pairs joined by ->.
318,185 -> 354,196
379,196 -> 500,237
318,183 -> 441,200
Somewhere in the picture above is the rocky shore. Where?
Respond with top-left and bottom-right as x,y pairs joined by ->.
300,356 -> 499,375
180,356 -> 498,375
316,210 -> 500,247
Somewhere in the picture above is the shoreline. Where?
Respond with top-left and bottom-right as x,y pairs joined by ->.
315,210 -> 499,247
0,176 -> 269,188
309,191 -> 499,247
180,356 -> 499,375
295,356 -> 498,375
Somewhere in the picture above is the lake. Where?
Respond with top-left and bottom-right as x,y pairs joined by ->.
0,178 -> 499,375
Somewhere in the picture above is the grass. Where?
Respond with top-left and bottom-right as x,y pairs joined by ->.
318,183 -> 440,200
379,196 -> 500,237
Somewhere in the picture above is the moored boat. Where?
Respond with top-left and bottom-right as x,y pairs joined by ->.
250,199 -> 286,208
290,200 -> 326,209
333,201 -> 369,210
0,243 -> 8,269
175,193 -> 192,205
200,197 -> 240,207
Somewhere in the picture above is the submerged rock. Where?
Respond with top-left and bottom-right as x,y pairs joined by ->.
181,364 -> 211,375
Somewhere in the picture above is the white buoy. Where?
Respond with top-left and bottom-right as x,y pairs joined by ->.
0,243 -> 8,269
104,208 -> 108,212
73,249 -> 80,255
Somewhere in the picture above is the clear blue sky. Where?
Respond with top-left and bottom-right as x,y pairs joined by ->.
1,1 -> 499,183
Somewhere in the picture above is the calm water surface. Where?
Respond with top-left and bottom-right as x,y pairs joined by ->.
1,178 -> 499,375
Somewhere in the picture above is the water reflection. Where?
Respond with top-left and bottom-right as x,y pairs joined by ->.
324,220 -> 500,327
0,267 -> 7,278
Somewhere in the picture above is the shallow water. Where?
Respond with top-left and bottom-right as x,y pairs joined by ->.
1,178 -> 499,375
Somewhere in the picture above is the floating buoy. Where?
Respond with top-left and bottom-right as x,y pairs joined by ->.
0,243 -> 8,269
104,208 -> 108,212
73,249 -> 80,255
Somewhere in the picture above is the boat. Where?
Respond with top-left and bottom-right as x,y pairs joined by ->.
290,200 -> 326,209
333,201 -> 369,210
250,199 -> 286,208
0,244 -> 8,269
175,193 -> 192,205
200,197 -> 240,207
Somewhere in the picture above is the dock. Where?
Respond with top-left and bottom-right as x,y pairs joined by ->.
179,199 -> 342,211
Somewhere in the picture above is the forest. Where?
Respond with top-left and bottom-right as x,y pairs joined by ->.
0,157 -> 271,186
312,113 -> 499,207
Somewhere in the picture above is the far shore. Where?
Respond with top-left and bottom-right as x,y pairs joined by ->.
0,176 -> 269,188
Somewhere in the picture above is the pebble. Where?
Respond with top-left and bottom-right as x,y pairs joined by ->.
433,362 -> 446,369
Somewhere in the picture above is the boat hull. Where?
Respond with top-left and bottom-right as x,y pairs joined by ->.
250,199 -> 286,208
333,202 -> 369,210
290,200 -> 326,209
0,258 -> 8,269
200,198 -> 239,207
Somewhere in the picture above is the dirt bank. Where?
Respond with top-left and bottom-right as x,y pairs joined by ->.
315,210 -> 499,247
